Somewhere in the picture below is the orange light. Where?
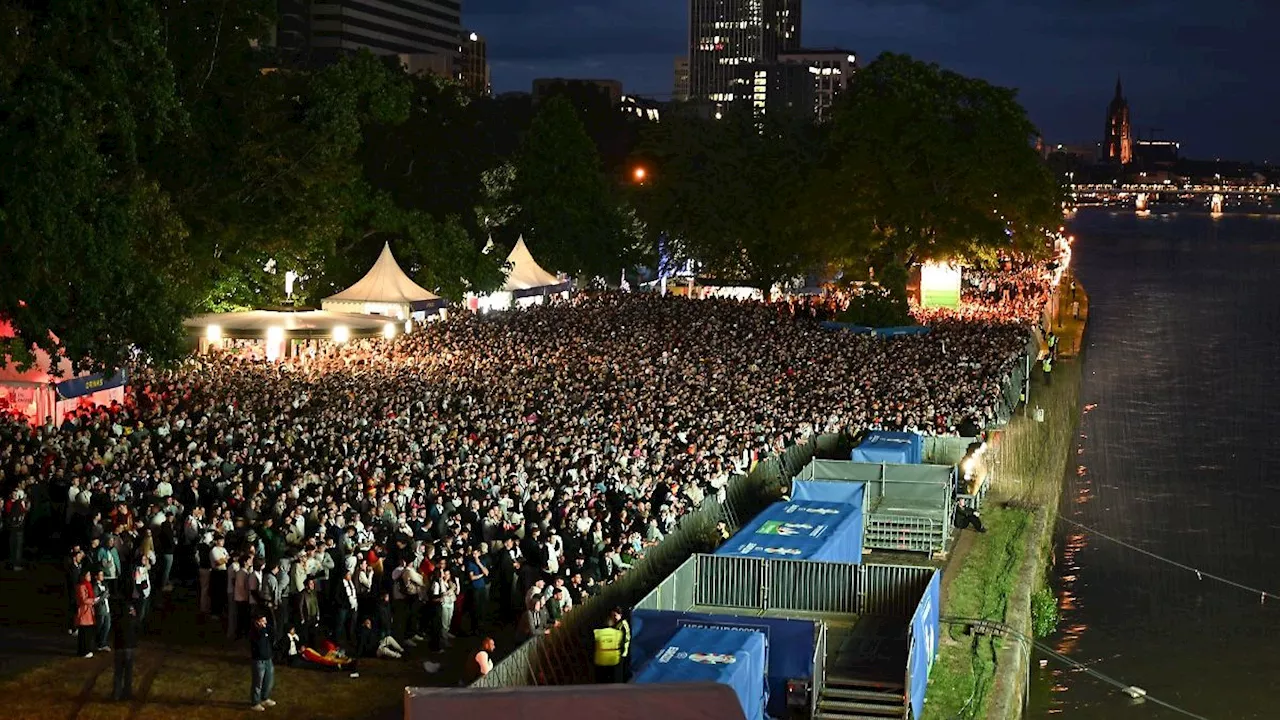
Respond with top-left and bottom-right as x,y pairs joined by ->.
633,167 -> 647,182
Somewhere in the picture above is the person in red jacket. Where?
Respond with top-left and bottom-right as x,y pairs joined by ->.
75,570 -> 97,658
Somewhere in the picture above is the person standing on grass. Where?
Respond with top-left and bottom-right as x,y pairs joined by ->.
94,570 -> 112,652
75,570 -> 97,658
112,605 -> 139,701
466,548 -> 489,634
249,614 -> 276,712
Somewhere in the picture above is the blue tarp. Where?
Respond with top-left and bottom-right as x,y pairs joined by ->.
871,325 -> 930,338
819,322 -> 931,338
633,626 -> 769,720
819,321 -> 874,334
632,611 -> 814,719
908,571 -> 942,719
851,431 -> 924,465
716,499 -> 864,563
791,479 -> 865,506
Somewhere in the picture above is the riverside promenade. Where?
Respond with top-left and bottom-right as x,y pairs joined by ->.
923,271 -> 1090,720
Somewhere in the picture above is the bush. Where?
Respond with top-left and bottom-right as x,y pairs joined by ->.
1030,586 -> 1059,638
834,285 -> 913,327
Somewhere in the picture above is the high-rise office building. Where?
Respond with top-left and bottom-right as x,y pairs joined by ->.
276,0 -> 462,72
459,30 -> 491,95
779,49 -> 856,122
673,57 -> 690,101
688,0 -> 802,111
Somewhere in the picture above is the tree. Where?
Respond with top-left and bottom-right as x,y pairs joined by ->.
635,107 -> 825,294
817,53 -> 1061,296
0,0 -> 190,370
510,96 -> 642,279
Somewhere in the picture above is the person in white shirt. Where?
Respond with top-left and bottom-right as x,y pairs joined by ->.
542,534 -> 561,578
133,555 -> 152,628
208,536 -> 229,618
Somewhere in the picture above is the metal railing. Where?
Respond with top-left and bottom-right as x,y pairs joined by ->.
812,620 -> 829,719
688,554 -> 934,620
864,513 -> 947,555
473,433 -> 840,688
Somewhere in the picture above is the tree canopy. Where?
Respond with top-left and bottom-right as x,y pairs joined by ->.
816,53 -> 1061,288
507,95 -> 643,279
635,107 -> 826,293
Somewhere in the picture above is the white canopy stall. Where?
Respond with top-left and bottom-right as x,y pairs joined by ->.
467,236 -> 572,313
322,242 -> 446,320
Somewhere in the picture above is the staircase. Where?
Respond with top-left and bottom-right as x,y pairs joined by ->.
814,675 -> 907,720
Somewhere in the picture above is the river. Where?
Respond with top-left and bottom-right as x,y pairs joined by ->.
1025,209 -> 1280,719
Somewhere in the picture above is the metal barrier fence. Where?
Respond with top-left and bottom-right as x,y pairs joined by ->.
689,554 -> 934,620
811,620 -> 829,719
472,433 -> 842,688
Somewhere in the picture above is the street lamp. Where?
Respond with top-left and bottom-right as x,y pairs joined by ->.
633,166 -> 648,183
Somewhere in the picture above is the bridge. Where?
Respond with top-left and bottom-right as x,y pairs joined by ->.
1069,183 -> 1278,195
1067,183 -> 1278,212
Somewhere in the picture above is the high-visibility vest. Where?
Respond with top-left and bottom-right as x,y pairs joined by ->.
1042,358 -> 1052,373
593,627 -> 623,667
617,619 -> 631,657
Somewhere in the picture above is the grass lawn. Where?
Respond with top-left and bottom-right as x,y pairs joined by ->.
921,504 -> 1032,720
0,563 -> 513,720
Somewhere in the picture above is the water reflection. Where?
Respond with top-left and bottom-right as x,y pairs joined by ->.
1027,210 -> 1280,720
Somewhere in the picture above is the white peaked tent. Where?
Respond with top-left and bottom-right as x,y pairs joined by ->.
322,242 -> 445,319
468,235 -> 572,312
502,235 -> 561,291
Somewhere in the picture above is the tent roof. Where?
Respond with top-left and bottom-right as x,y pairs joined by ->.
502,236 -> 562,291
404,683 -> 746,720
325,243 -> 441,304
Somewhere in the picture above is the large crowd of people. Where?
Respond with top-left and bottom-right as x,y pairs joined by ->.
0,261 -> 1058,699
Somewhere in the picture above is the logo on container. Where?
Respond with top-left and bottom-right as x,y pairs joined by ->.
689,653 -> 737,665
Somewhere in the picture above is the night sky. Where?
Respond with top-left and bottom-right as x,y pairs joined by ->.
466,0 -> 1278,163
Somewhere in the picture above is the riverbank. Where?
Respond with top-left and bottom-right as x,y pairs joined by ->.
922,274 -> 1089,719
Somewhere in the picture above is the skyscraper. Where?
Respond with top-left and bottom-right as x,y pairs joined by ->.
688,0 -> 802,111
1103,77 -> 1133,165
277,0 -> 462,72
459,31 -> 491,95
778,49 -> 856,122
673,57 -> 690,101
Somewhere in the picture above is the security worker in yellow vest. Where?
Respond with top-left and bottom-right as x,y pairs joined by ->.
610,607 -> 632,680
1042,356 -> 1053,386
593,616 -> 624,684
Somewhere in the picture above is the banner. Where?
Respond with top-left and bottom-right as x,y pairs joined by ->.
907,570 -> 942,719
632,610 -> 814,718
55,369 -> 128,400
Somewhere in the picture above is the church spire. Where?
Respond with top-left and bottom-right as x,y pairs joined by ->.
1115,75 -> 1123,100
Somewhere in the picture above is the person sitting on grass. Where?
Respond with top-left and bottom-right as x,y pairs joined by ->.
355,617 -> 406,659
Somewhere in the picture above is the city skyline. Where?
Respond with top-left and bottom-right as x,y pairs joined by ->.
465,0 -> 1279,162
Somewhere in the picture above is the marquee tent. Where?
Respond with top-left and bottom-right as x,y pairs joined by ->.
404,683 -> 746,720
632,627 -> 768,720
468,236 -> 571,312
0,321 -> 126,424
322,242 -> 445,318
